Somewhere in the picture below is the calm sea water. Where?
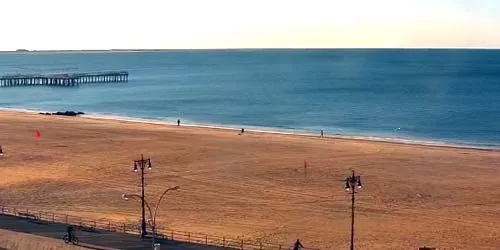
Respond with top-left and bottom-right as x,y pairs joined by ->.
0,50 -> 499,148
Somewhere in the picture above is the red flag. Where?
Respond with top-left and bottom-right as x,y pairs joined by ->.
35,130 -> 41,139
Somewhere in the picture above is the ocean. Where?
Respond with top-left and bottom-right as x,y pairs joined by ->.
0,49 -> 499,149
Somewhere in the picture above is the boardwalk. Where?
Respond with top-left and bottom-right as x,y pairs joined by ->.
0,214 -> 229,250
0,71 -> 128,87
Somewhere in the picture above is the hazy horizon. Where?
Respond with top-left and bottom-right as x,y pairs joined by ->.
2,47 -> 500,52
1,0 -> 499,50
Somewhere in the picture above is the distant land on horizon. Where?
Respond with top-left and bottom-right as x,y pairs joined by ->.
0,47 -> 499,54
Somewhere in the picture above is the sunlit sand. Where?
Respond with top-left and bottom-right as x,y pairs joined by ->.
0,111 -> 499,249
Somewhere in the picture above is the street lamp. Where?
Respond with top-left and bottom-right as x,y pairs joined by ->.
150,185 -> 180,245
345,170 -> 362,250
133,154 -> 152,238
123,185 -> 180,247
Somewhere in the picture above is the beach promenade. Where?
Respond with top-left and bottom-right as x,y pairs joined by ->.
0,111 -> 499,249
0,214 -> 226,250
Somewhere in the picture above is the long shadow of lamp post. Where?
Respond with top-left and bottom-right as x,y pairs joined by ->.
123,185 -> 180,247
345,170 -> 362,250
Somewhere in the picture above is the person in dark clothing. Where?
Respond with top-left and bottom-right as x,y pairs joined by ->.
0,145 -> 3,156
177,119 -> 180,126
293,239 -> 304,250
66,225 -> 74,242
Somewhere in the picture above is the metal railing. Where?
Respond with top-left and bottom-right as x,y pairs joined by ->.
0,206 -> 319,250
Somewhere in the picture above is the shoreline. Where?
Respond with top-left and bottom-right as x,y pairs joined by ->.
0,107 -> 498,152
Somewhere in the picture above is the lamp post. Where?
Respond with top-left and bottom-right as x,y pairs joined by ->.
133,154 -> 152,238
344,170 -> 362,250
123,186 -> 180,247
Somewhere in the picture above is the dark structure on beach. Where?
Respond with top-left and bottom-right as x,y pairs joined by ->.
39,111 -> 85,117
0,71 -> 128,87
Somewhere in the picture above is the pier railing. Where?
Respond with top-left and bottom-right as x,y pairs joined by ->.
0,71 -> 128,87
0,205 -> 319,250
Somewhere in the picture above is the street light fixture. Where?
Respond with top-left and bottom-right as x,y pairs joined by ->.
345,170 -> 362,250
123,186 -> 180,247
133,154 -> 152,238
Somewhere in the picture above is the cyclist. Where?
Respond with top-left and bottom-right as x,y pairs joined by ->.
66,225 -> 74,242
293,239 -> 304,250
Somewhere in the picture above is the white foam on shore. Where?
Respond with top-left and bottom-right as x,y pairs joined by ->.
70,112 -> 500,151
0,107 -> 46,114
1,107 -> 498,151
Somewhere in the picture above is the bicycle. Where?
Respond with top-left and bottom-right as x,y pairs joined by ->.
63,233 -> 79,245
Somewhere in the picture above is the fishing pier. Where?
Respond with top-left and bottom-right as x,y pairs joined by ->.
0,71 -> 128,87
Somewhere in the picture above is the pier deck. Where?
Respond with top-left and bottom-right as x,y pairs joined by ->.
0,71 -> 128,87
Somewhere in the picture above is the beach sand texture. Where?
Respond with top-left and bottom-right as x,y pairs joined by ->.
0,229 -> 86,250
0,111 -> 499,249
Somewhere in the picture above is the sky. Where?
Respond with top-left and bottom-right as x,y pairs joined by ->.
0,0 -> 499,50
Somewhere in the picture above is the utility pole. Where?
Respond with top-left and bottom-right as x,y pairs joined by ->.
344,170 -> 362,250
133,154 -> 152,238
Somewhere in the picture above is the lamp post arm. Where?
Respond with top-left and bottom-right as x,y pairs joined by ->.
124,194 -> 154,229
152,187 -> 177,229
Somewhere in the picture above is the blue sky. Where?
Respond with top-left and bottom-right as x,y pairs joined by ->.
0,0 -> 499,50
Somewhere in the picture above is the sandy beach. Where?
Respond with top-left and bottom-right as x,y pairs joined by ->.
0,111 -> 499,249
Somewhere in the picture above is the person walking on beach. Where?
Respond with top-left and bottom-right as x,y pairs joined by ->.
293,239 -> 304,250
177,119 -> 180,126
320,130 -> 324,137
239,128 -> 245,135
